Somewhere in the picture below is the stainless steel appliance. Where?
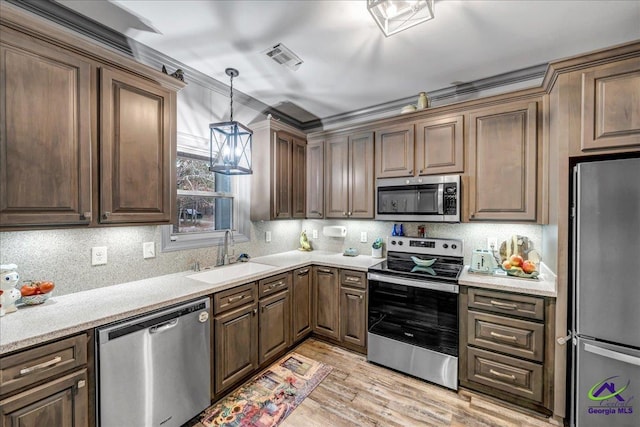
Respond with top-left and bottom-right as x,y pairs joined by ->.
367,236 -> 463,390
96,298 -> 211,427
570,157 -> 640,427
375,175 -> 460,222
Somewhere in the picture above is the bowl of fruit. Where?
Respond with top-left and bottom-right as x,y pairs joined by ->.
501,255 -> 540,279
19,280 -> 55,305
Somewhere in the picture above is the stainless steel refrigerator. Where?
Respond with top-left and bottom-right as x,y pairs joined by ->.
571,157 -> 640,427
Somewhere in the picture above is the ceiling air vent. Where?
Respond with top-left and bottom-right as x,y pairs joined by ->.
263,43 -> 303,71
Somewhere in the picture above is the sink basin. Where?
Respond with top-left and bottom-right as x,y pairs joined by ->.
187,262 -> 276,285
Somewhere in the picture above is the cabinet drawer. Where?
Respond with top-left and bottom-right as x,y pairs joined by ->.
468,288 -> 544,320
0,334 -> 87,396
467,347 -> 543,403
214,283 -> 257,315
468,311 -> 544,362
258,273 -> 290,298
340,269 -> 366,289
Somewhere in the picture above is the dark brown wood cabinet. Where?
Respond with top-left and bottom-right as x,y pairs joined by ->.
0,334 -> 89,427
292,137 -> 307,218
460,287 -> 555,414
312,266 -> 340,339
99,67 -> 173,224
305,140 -> 324,218
0,29 -> 92,228
325,132 -> 375,219
292,267 -> 313,342
259,289 -> 291,364
339,270 -> 367,351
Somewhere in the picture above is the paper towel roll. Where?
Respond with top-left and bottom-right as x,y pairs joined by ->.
323,226 -> 347,237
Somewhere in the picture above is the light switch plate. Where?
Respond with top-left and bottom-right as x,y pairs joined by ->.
91,246 -> 107,266
143,242 -> 155,259
360,231 -> 368,243
487,237 -> 498,251
312,229 -> 318,239
265,231 -> 272,242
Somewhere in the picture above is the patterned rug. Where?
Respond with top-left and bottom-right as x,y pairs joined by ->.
201,352 -> 332,427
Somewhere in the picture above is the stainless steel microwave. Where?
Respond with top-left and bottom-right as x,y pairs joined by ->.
375,175 -> 460,222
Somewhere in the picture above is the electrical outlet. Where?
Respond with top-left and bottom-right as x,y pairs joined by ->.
91,246 -> 107,266
143,242 -> 155,259
487,237 -> 498,251
360,231 -> 368,243
265,231 -> 272,243
312,229 -> 318,239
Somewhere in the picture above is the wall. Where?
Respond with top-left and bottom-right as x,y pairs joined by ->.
0,220 -> 541,297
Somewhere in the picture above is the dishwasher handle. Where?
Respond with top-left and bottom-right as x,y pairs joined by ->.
149,319 -> 179,334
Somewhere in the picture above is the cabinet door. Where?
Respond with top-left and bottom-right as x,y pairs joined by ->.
312,267 -> 340,340
273,131 -> 293,219
0,369 -> 88,427
214,304 -> 258,394
292,267 -> 312,342
100,67 -> 173,224
324,136 -> 350,218
259,291 -> 291,364
291,136 -> 306,219
415,115 -> 464,175
580,58 -> 640,152
375,124 -> 415,178
340,287 -> 367,348
0,32 -> 91,227
349,131 -> 375,218
306,140 -> 324,218
467,100 -> 538,221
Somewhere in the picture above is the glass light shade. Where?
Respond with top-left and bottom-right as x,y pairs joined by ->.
209,121 -> 253,175
368,0 -> 434,37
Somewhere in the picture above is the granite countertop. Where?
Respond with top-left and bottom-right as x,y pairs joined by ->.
0,250 -> 383,354
458,262 -> 557,297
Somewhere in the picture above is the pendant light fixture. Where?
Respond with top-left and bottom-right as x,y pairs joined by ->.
209,68 -> 253,175
368,0 -> 435,37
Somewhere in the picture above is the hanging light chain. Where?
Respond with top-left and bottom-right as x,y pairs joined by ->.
229,72 -> 234,122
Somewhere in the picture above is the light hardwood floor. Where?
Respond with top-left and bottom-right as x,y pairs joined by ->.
196,338 -> 563,427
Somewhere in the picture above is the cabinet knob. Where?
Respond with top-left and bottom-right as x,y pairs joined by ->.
348,211 -> 352,216
77,380 -> 86,389
470,212 -> 475,219
343,212 -> 347,216
82,212 -> 92,220
102,211 -> 110,219
253,308 -> 257,315
408,169 -> 413,175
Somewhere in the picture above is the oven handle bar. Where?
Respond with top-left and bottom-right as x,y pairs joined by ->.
367,273 -> 459,294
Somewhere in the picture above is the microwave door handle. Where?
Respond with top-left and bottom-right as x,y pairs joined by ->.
437,184 -> 444,214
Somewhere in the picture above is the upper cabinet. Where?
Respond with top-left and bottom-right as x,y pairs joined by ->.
466,99 -> 540,222
251,119 -> 306,221
578,58 -> 640,154
306,139 -> 324,219
325,131 -> 375,219
375,124 -> 415,178
0,5 -> 183,229
415,115 -> 464,175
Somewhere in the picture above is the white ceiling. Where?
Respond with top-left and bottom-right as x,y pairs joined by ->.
57,0 -> 640,124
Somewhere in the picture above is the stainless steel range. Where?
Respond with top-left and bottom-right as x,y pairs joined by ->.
367,236 -> 463,390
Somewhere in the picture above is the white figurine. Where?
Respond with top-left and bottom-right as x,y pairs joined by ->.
1,264 -> 22,316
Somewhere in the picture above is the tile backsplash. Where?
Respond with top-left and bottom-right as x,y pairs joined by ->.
0,220 -> 541,296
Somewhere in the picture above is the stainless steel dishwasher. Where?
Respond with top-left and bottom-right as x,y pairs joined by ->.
96,298 -> 211,427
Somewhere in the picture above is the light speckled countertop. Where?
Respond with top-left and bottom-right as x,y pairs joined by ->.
458,263 -> 557,297
0,250 -> 383,354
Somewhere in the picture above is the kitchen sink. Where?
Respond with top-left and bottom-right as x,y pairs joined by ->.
187,262 -> 276,285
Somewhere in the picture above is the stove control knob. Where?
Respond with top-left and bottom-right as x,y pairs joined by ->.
451,244 -> 457,249
398,241 -> 403,246
442,243 -> 449,249
391,240 -> 396,245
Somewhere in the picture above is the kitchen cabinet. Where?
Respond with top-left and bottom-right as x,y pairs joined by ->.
375,124 -> 415,178
339,270 -> 367,351
415,115 -> 465,175
312,266 -> 340,339
251,118 -> 307,221
305,139 -> 324,218
258,273 -> 291,364
213,284 -> 258,394
459,287 -> 555,415
325,131 -> 375,218
292,267 -> 313,342
0,29 -> 92,227
466,99 -> 539,222
0,334 -> 89,427
0,7 -> 183,229
99,67 -> 174,224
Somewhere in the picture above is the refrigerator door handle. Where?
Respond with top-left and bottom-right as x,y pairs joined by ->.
584,343 -> 640,366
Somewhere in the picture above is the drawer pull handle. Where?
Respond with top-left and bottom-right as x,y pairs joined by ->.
267,281 -> 284,289
228,295 -> 245,303
489,300 -> 517,310
346,276 -> 360,282
297,269 -> 310,275
318,268 -> 332,274
490,331 -> 518,341
489,369 -> 516,381
20,356 -> 62,376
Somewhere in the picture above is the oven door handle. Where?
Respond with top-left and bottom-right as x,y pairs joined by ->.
367,273 -> 459,294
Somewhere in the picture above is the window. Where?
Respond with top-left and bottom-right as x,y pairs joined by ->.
161,152 -> 250,252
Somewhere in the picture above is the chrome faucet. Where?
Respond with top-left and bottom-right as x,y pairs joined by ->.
219,229 -> 235,266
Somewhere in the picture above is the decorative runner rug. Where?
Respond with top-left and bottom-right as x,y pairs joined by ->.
201,352 -> 332,427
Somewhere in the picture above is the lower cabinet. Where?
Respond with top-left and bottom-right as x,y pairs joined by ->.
312,266 -> 341,340
339,270 -> 367,350
292,267 -> 313,342
259,289 -> 291,364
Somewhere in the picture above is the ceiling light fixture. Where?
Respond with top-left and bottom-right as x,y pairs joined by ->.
368,0 -> 435,37
209,68 -> 253,175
